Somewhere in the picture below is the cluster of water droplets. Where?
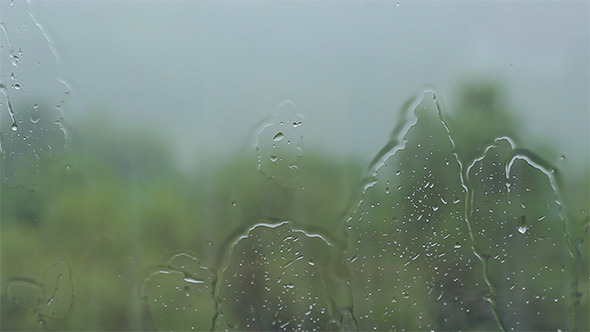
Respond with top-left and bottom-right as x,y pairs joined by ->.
128,89 -> 576,331
140,252 -> 217,331
214,221 -> 338,331
343,91 -> 487,330
5,87 -> 579,331
255,101 -> 304,187
2,2 -> 582,330
464,137 -> 571,330
0,0 -> 68,189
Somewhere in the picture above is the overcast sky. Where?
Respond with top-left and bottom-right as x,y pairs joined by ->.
3,1 -> 588,175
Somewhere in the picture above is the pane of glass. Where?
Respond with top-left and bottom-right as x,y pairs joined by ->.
1,1 -> 588,331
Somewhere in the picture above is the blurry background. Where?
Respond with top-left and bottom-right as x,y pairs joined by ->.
1,1 -> 588,331
27,0 -> 590,169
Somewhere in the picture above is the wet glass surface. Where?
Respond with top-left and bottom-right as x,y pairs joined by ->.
1,1 -> 588,331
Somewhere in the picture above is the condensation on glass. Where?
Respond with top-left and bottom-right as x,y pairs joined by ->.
0,0 -> 67,189
1,1 -> 588,332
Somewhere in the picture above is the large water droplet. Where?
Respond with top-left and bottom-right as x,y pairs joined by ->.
7,280 -> 42,309
517,215 -> 527,234
273,132 -> 284,141
183,277 -> 204,284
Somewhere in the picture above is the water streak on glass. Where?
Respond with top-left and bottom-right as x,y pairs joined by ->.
464,137 -> 573,331
344,90 -> 492,330
215,221 -> 347,331
0,2 -> 587,331
0,0 -> 68,189
256,101 -> 304,188
6,261 -> 74,329
141,252 -> 216,331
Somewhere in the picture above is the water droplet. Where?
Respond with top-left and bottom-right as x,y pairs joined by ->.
12,83 -> 21,90
270,155 -> 278,162
11,123 -> 18,131
517,215 -> 527,234
231,201 -> 237,207
273,132 -> 284,142
183,277 -> 204,284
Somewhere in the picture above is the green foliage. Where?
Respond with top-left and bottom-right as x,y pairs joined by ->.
1,81 -> 588,331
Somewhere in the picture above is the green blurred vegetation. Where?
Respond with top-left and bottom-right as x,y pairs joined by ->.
1,80 -> 588,331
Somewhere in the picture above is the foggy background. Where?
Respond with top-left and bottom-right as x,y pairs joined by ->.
2,2 -> 589,330
20,1 -> 590,174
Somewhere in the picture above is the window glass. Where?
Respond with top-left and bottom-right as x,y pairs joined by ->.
1,1 -> 588,331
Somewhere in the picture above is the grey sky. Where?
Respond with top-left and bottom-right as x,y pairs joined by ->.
9,1 -> 590,175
